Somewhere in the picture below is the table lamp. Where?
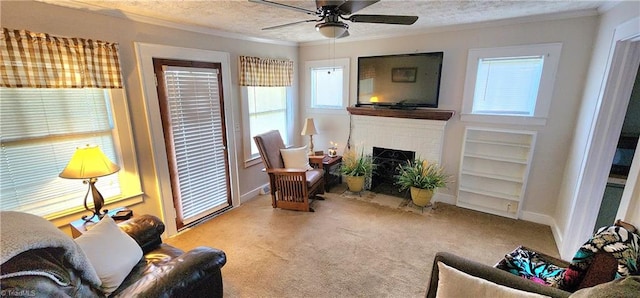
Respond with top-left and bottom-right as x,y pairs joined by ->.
59,144 -> 120,221
301,118 -> 318,156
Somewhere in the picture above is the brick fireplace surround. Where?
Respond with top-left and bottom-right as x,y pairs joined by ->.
347,107 -> 454,164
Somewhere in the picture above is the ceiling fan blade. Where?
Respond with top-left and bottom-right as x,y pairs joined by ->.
348,14 -> 418,25
337,0 -> 379,15
249,0 -> 317,16
262,19 -> 318,30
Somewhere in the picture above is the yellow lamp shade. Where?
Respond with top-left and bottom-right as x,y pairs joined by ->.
59,145 -> 120,179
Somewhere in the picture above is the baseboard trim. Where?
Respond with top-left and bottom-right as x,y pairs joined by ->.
434,193 -> 456,205
520,210 -> 553,226
241,184 -> 266,204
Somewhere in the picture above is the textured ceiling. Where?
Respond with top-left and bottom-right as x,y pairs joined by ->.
48,0 -> 610,44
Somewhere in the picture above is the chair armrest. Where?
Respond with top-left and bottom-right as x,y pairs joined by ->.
113,247 -> 227,298
309,156 -> 324,168
426,252 -> 570,298
266,168 -> 307,174
119,215 -> 165,254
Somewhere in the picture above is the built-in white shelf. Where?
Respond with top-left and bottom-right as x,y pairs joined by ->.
457,127 -> 537,219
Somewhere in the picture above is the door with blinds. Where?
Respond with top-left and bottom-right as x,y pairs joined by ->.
153,58 -> 231,229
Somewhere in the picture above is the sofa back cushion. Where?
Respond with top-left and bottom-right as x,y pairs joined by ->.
436,261 -> 549,298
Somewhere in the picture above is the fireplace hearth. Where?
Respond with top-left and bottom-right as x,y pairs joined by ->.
371,147 -> 415,198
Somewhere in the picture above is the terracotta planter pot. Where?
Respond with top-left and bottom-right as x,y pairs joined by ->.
410,187 -> 433,207
345,175 -> 365,192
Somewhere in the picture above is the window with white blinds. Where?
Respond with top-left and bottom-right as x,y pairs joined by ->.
162,65 -> 230,225
306,58 -> 349,110
246,86 -> 288,157
472,56 -> 544,116
461,43 -> 562,125
0,88 -> 120,217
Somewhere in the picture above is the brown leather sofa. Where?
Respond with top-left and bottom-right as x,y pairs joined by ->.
0,215 -> 226,297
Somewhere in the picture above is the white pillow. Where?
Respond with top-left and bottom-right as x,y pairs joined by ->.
280,146 -> 313,170
436,262 -> 548,298
75,216 -> 143,295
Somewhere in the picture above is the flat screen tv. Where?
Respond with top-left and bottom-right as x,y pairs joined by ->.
356,52 -> 443,108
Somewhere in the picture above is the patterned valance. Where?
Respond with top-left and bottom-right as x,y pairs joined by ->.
0,28 -> 122,88
239,55 -> 293,87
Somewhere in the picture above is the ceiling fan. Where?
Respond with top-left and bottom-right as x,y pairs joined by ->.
249,0 -> 418,39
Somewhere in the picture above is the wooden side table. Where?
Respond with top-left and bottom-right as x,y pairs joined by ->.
321,155 -> 342,191
69,207 -> 129,238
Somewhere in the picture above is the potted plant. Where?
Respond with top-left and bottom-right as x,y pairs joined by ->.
340,148 -> 376,192
395,158 -> 450,207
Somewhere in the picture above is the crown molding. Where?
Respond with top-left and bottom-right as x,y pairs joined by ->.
37,0 -> 297,46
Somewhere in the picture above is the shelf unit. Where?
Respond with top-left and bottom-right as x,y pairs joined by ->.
457,127 -> 537,219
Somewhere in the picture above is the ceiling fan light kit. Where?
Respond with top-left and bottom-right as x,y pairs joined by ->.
251,0 -> 418,39
316,22 -> 349,38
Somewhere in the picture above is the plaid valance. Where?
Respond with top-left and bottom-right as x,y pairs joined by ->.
239,55 -> 293,87
1,28 -> 122,88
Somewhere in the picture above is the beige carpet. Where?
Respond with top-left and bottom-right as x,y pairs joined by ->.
165,185 -> 559,297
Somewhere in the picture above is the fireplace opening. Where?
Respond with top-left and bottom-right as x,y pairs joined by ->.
371,147 -> 415,198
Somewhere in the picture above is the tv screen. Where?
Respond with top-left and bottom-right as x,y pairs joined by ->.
357,52 -> 443,108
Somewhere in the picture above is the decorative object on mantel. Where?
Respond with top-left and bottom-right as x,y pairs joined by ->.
395,158 -> 450,207
301,117 -> 318,156
59,144 -> 120,221
340,147 -> 376,193
346,106 -> 455,121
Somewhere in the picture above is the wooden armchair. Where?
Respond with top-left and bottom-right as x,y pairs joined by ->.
253,130 -> 325,212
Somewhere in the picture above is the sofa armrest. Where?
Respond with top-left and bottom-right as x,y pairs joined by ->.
113,246 -> 227,298
119,215 -> 165,253
426,252 -> 570,298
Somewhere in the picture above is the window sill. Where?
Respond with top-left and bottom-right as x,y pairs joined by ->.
306,107 -> 348,115
244,156 -> 263,168
49,192 -> 144,229
460,114 -> 547,126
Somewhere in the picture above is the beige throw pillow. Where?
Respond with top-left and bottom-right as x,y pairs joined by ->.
75,216 -> 143,295
280,146 -> 313,170
436,262 -> 549,298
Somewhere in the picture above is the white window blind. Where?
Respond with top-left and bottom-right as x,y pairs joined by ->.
163,66 -> 229,224
472,56 -> 544,116
311,67 -> 344,108
247,86 -> 287,156
0,88 -> 120,217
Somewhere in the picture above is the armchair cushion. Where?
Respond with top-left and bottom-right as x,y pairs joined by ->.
306,169 -> 324,187
75,216 -> 143,294
280,145 -> 313,170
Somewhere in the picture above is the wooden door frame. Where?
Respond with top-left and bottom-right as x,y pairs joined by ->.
135,43 -> 240,236
153,58 -> 231,230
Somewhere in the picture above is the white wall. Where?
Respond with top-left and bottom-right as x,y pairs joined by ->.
555,1 -> 640,259
299,15 -> 598,225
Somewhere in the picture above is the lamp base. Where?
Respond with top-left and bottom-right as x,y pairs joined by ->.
81,178 -> 108,222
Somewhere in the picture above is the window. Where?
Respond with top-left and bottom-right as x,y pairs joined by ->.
0,28 -> 141,219
242,86 -> 290,161
238,55 -> 294,165
461,43 -> 562,125
0,88 -> 141,218
305,58 -> 349,111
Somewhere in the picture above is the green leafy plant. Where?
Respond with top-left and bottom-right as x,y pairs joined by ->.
395,158 -> 450,191
340,149 -> 376,177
